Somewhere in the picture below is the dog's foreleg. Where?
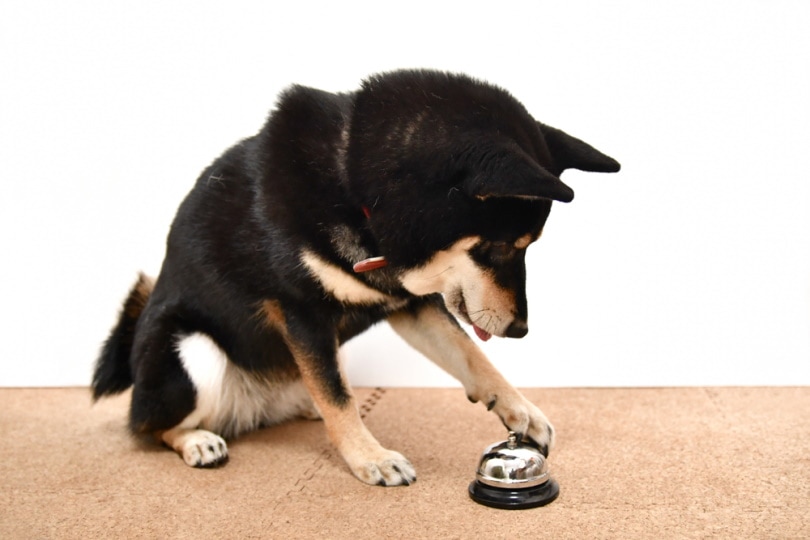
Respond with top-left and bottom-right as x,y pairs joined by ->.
388,301 -> 555,454
283,328 -> 416,486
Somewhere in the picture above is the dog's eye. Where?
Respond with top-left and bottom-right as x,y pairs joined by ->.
487,241 -> 514,260
471,240 -> 517,266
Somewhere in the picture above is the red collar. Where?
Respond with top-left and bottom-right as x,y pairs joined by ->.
353,206 -> 388,272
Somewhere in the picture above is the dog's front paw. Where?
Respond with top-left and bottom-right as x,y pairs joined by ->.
489,395 -> 555,456
346,448 -> 417,487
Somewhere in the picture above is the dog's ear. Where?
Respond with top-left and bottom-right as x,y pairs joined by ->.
539,122 -> 621,174
461,144 -> 575,202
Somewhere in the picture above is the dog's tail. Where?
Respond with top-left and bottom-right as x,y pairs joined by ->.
92,273 -> 154,401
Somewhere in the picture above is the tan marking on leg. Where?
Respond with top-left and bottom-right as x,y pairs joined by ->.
258,299 -> 286,330
252,299 -> 306,382
255,303 -> 415,484
289,343 -> 415,486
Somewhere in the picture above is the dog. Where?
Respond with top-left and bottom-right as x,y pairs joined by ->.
92,70 -> 619,486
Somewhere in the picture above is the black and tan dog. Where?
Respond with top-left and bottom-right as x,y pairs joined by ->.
93,70 -> 619,486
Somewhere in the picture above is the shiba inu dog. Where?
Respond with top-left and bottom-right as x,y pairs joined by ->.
93,70 -> 620,486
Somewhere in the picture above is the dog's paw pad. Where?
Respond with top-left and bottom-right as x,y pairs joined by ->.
352,451 -> 416,487
180,431 -> 229,468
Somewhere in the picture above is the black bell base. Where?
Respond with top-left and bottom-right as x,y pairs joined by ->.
468,478 -> 560,510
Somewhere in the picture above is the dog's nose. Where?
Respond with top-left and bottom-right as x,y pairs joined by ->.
505,319 -> 529,338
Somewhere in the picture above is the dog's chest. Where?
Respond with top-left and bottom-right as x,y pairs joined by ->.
299,247 -> 407,309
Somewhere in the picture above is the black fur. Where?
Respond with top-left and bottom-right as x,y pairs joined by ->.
93,69 -> 619,438
92,274 -> 151,400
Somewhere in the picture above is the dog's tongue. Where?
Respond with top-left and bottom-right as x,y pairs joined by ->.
473,325 -> 492,342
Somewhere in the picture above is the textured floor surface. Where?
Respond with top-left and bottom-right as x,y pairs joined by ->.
1,387 -> 808,538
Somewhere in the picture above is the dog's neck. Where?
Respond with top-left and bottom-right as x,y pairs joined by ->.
336,110 -> 388,274
353,205 -> 388,273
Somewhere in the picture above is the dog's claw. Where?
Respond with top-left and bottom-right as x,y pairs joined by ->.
527,435 -> 549,458
163,428 -> 230,469
486,396 -> 498,411
195,453 -> 229,468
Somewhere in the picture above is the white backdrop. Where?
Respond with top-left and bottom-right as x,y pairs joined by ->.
1,1 -> 808,387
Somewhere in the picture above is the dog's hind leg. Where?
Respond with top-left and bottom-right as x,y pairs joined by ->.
160,426 -> 229,468
388,299 -> 555,455
155,331 -> 231,467
128,316 -> 232,468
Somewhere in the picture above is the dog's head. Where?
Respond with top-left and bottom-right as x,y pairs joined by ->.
347,70 -> 620,340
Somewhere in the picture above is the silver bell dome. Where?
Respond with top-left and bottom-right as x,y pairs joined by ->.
469,431 -> 559,509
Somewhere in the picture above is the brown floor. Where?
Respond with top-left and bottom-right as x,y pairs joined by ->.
1,387 -> 808,539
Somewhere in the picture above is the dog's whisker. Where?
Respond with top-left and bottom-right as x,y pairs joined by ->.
471,310 -> 494,327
